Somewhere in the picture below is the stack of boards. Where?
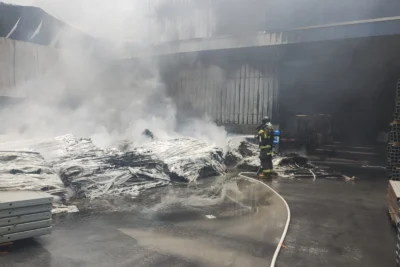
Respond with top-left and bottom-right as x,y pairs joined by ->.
388,181 -> 400,266
0,191 -> 52,244
387,80 -> 400,180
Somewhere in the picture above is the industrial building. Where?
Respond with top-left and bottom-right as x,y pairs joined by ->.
1,1 -> 400,266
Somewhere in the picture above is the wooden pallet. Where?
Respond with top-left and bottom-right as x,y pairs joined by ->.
388,181 -> 400,225
0,242 -> 13,254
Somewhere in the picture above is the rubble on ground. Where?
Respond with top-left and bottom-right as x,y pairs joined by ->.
0,151 -> 65,195
50,136 -> 170,199
226,137 -> 348,180
138,138 -> 226,182
0,134 -> 227,199
226,137 -> 260,171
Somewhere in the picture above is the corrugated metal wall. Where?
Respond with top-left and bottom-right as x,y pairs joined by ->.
0,38 -> 59,96
171,63 -> 279,125
148,0 -> 400,44
149,0 -> 215,43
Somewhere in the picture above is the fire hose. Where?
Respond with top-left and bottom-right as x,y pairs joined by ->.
238,172 -> 291,267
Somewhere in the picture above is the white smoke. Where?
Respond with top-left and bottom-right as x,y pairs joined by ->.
2,0 -> 150,42
0,0 -> 228,150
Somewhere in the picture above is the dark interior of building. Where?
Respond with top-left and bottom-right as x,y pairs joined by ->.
279,36 -> 400,147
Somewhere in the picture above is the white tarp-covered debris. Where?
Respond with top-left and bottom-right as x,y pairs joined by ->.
0,134 -> 226,199
0,150 -> 65,195
226,137 -> 347,180
137,138 -> 225,183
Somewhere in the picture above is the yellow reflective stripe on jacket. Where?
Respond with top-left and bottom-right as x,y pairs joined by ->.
258,130 -> 267,139
260,145 -> 271,149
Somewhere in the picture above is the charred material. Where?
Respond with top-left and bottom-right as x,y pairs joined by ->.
142,129 -> 155,140
227,138 -> 348,180
0,151 -> 65,195
0,134 -> 227,199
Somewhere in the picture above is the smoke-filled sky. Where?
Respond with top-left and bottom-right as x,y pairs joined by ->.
0,0 -> 229,149
4,0 -> 399,42
5,0 -> 400,42
3,0 -> 149,41
1,0 -> 398,149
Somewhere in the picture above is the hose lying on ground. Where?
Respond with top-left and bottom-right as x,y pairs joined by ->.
238,172 -> 291,267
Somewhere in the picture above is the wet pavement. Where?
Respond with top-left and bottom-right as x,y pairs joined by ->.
270,164 -> 396,267
1,163 -> 395,267
0,178 -> 288,267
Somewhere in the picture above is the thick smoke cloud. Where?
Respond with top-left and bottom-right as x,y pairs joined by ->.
3,0 -> 150,42
0,0 -> 228,150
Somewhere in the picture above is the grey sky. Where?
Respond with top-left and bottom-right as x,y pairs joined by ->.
3,0 -> 149,41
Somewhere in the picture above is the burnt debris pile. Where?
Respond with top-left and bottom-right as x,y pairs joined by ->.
50,137 -> 170,199
0,134 -> 226,199
225,139 -> 260,171
226,138 -> 347,180
0,151 -> 65,195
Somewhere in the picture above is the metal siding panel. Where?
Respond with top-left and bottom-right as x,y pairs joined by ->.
229,79 -> 235,123
259,70 -> 264,120
223,74 -> 228,123
225,78 -> 230,123
235,69 -> 240,124
268,66 -> 274,118
209,73 -> 215,122
248,65 -> 253,124
255,69 -> 261,124
0,212 -> 51,227
201,67 -> 206,114
225,75 -> 230,124
190,69 -> 195,110
233,72 -> 238,124
266,67 -> 271,118
212,72 -> 217,121
0,226 -> 52,243
263,68 -> 269,119
225,79 -> 230,123
242,65 -> 247,124
248,67 -> 253,124
177,71 -> 182,109
0,204 -> 52,219
0,219 -> 52,235
194,68 -> 198,112
0,191 -> 53,210
245,65 -> 251,124
167,59 -> 279,127
241,65 -> 247,124
183,68 -> 188,107
219,78 -> 224,124
220,72 -> 225,123
243,65 -> 247,124
206,70 -> 211,116
252,68 -> 258,124
222,75 -> 227,123
273,65 -> 280,123
239,66 -> 244,124
194,68 -> 199,112
204,68 -> 208,115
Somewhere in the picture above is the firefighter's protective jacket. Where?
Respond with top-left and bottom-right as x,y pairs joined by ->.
256,123 -> 274,155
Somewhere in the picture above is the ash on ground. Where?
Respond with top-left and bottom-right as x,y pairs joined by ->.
0,134 -> 350,213
226,137 -> 347,180
0,134 -> 226,204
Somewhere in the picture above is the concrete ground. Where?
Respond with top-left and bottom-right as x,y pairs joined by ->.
0,178 -> 287,267
272,164 -> 396,267
1,163 -> 395,267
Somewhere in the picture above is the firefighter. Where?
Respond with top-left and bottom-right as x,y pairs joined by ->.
256,116 -> 274,179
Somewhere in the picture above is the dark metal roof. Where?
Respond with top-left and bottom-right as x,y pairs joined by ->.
0,3 -> 98,48
128,16 -> 400,57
